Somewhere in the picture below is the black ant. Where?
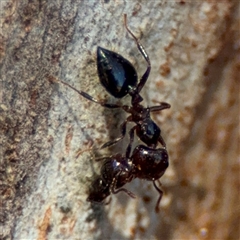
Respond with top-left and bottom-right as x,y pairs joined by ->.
87,127 -> 169,212
59,14 -> 170,150
55,14 -> 171,211
87,139 -> 169,212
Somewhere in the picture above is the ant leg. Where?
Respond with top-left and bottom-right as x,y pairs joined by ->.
94,156 -> 111,162
124,14 -> 151,94
100,119 -> 129,149
125,125 -> 137,158
113,187 -> 136,199
148,102 -> 170,148
158,135 -> 166,149
110,172 -> 136,198
104,196 -> 112,205
111,179 -> 136,198
59,79 -> 122,109
153,180 -> 163,213
149,102 -> 171,112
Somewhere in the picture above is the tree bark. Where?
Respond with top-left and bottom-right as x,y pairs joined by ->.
1,0 -> 239,239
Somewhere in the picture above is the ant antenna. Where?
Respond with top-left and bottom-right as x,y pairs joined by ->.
123,14 -> 150,67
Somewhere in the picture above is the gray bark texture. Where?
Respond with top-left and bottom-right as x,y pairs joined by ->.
1,0 -> 239,239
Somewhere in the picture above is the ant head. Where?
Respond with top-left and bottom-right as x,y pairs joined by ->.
87,177 -> 110,203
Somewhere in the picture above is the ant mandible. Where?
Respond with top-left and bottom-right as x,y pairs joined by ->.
59,14 -> 171,150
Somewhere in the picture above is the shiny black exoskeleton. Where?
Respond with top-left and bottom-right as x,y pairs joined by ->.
87,144 -> 168,212
131,145 -> 168,181
97,47 -> 138,98
87,153 -> 134,203
59,14 -> 170,149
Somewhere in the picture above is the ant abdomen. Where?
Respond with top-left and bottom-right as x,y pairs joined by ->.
97,47 -> 138,98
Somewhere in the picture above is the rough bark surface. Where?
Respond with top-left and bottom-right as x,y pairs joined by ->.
0,0 -> 239,239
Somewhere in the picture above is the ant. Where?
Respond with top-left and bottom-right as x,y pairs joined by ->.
87,144 -> 169,212
55,14 -> 171,211
87,129 -> 169,212
59,14 -> 170,150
